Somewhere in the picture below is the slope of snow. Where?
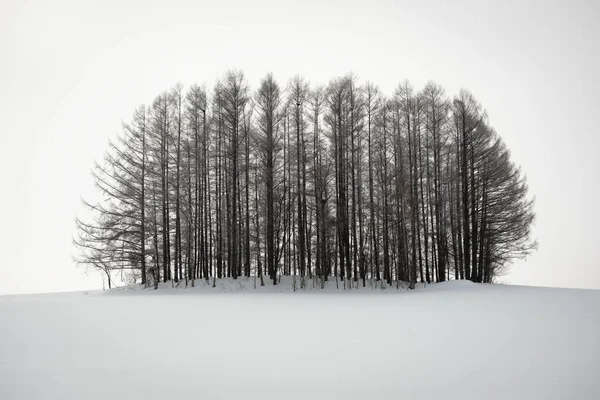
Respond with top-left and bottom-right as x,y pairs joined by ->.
1,280 -> 599,399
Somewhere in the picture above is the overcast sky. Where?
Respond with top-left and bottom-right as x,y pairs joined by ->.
1,0 -> 598,294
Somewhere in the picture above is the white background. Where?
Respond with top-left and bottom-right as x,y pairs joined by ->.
1,0 -> 598,294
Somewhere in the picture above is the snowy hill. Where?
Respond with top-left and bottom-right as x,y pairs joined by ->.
1,281 -> 599,399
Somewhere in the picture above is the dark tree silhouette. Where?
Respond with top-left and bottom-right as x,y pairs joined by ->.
75,73 -> 537,290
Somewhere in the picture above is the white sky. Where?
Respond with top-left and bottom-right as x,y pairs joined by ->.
1,0 -> 598,294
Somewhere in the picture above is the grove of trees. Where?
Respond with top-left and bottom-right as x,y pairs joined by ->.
75,71 -> 536,290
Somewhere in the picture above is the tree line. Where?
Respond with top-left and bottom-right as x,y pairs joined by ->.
74,71 -> 536,290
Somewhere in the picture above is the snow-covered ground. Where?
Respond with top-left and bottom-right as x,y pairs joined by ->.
1,279 -> 599,399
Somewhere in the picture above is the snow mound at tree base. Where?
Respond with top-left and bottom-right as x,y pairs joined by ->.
107,275 -> 479,294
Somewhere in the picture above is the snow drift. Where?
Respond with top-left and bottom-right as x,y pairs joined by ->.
1,280 -> 598,399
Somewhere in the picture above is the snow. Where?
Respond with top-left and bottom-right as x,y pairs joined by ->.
1,279 -> 599,399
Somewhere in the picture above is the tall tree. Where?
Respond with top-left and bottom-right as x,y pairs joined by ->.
220,71 -> 250,279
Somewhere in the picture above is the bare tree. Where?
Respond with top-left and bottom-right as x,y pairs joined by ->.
76,74 -> 536,289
